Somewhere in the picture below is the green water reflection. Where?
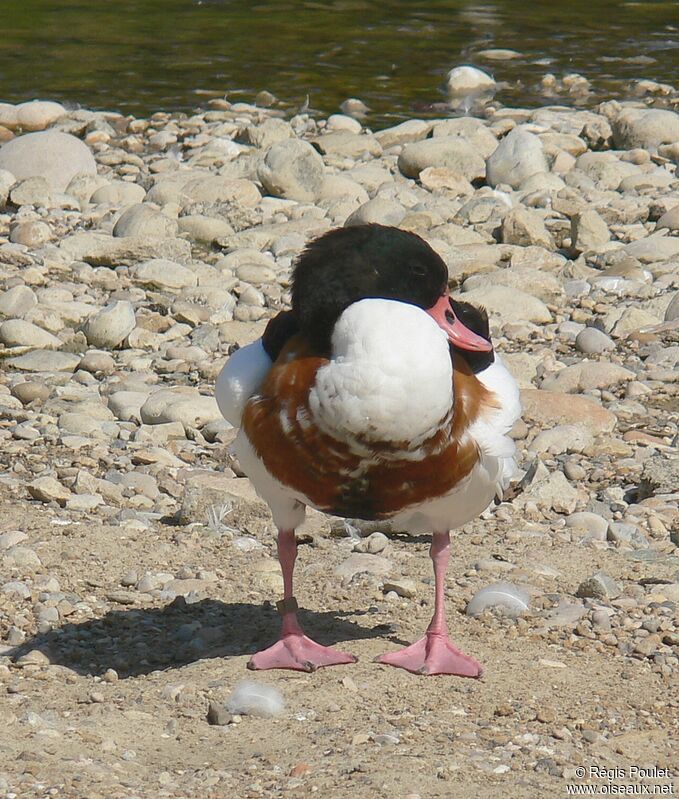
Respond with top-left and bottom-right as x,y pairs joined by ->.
2,0 -> 677,124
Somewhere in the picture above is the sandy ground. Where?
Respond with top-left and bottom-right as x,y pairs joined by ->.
1,481 -> 677,799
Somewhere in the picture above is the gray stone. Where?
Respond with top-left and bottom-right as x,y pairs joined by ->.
0,285 -> 37,318
83,301 -> 136,348
113,204 -> 178,238
664,292 -> 679,323
530,424 -> 594,455
0,530 -> 28,549
486,127 -> 548,189
576,572 -> 621,600
258,139 -> 325,202
623,234 -> 679,263
656,205 -> 679,232
575,327 -> 615,354
9,220 -> 52,246
525,471 -> 580,514
398,137 -> 486,182
11,381 -> 49,404
59,231 -> 192,267
611,307 -> 661,337
501,206 -> 554,249
7,350 -> 81,372
638,456 -> 679,499
180,176 -> 261,208
27,476 -> 71,506
374,119 -> 432,149
446,65 -> 496,104
78,350 -> 115,374
571,209 -> 610,252
207,701 -> 233,726
108,391 -> 149,422
0,319 -> 62,349
461,285 -> 552,325
612,108 -> 679,150
0,168 -> 16,205
382,578 -> 417,598
312,131 -> 382,159
177,215 -> 234,243
90,181 -> 146,205
131,259 -> 197,291
541,362 -> 634,393
335,553 -> 393,582
566,512 -> 609,540
345,197 -> 406,227
15,100 -> 66,131
0,131 -> 96,192
607,522 -> 649,549
9,176 -> 51,206
430,117 -> 498,158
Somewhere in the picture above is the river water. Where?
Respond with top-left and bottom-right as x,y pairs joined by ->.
2,0 -> 678,125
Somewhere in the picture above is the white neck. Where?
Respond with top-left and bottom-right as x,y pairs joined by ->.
309,299 -> 453,445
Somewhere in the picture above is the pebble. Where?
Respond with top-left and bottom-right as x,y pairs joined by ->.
226,680 -> 284,717
83,301 -> 136,348
576,572 -> 622,600
27,476 -> 71,506
466,583 -> 530,617
575,327 -> 615,354
0,92 -> 676,787
566,512 -> 609,540
258,138 -> 325,202
486,127 -> 547,188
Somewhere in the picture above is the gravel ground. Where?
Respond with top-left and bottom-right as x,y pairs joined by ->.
0,82 -> 677,798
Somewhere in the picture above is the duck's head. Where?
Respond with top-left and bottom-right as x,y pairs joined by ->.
291,224 -> 493,354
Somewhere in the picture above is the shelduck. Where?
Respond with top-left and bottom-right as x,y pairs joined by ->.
216,224 -> 521,676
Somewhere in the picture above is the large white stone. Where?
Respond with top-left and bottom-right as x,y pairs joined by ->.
0,319 -> 62,349
83,301 -> 136,348
461,285 -> 552,324
258,139 -> 325,202
486,127 -> 547,189
131,259 -> 197,291
16,100 -> 67,131
0,131 -> 96,192
398,137 -> 486,181
113,204 -> 178,238
612,108 -> 679,150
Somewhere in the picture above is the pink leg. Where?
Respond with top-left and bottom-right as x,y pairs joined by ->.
375,532 -> 483,677
248,529 -> 357,672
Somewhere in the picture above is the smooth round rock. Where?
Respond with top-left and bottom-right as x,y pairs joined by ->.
486,127 -> 547,189
113,203 -> 178,238
10,381 -> 50,404
0,285 -> 37,318
575,327 -> 615,354
9,220 -> 52,246
258,139 -> 325,202
16,101 -> 66,131
0,319 -> 62,349
83,301 -> 136,348
79,350 -> 116,374
132,259 -> 197,291
0,131 -> 97,192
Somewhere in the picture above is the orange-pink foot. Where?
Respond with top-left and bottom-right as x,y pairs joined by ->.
375,632 -> 483,677
248,633 -> 357,672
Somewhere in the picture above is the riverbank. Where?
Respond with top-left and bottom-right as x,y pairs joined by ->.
0,90 -> 677,798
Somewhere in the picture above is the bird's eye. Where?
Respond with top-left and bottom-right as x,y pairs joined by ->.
412,264 -> 427,277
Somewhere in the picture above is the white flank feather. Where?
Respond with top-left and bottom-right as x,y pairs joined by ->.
215,339 -> 272,426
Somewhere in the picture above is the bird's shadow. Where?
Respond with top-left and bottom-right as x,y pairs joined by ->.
8,597 -> 406,678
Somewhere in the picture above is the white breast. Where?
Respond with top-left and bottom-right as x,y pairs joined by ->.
308,299 -> 453,444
